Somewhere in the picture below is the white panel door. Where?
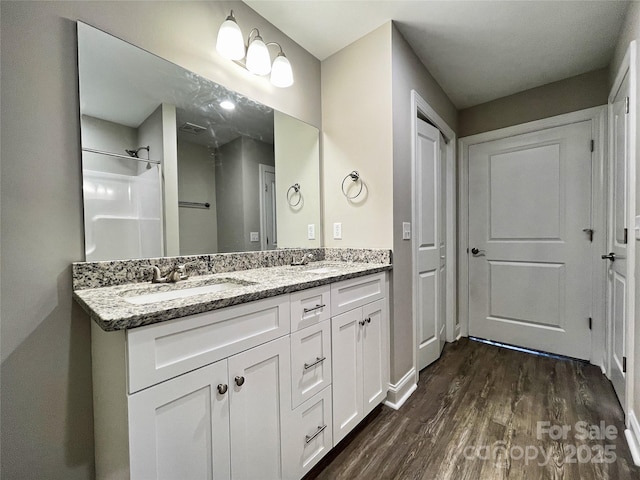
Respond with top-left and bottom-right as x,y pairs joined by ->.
607,71 -> 631,406
128,359 -> 231,480
416,119 -> 445,371
468,121 -> 593,359
228,336 -> 290,480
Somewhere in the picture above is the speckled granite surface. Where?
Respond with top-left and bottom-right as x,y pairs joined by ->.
72,248 -> 390,290
74,260 -> 392,331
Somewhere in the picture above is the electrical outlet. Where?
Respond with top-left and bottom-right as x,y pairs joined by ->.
307,224 -> 316,240
333,222 -> 342,240
250,231 -> 259,242
402,222 -> 411,240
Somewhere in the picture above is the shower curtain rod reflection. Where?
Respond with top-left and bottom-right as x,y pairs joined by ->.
82,147 -> 161,165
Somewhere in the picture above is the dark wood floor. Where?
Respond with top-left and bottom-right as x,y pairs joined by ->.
306,337 -> 640,480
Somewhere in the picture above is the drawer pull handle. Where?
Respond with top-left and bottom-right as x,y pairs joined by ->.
303,304 -> 326,314
235,376 -> 245,387
305,424 -> 327,444
304,356 -> 326,370
217,384 -> 228,395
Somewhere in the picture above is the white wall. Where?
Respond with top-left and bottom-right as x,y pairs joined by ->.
0,2 -> 321,479
321,23 -> 394,248
177,139 -> 218,255
274,111 -> 321,248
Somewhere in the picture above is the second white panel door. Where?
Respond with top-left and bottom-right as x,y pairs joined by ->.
468,121 -> 593,360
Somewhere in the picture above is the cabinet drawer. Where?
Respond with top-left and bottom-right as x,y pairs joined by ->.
282,386 -> 333,480
290,321 -> 332,408
127,295 -> 290,393
330,272 -> 385,316
290,285 -> 331,332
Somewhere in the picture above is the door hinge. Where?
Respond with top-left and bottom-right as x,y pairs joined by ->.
588,317 -> 592,330
590,139 -> 594,152
626,97 -> 630,114
623,356 -> 627,373
624,228 -> 628,244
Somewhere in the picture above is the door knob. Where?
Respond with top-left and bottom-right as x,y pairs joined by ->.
470,247 -> 485,256
601,252 -> 616,262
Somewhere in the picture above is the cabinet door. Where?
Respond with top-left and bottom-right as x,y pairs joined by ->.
331,308 -> 363,445
362,299 -> 387,415
228,336 -> 291,480
128,359 -> 230,480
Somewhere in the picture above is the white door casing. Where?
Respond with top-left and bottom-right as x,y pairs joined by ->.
468,121 -> 593,360
607,40 -> 636,414
415,119 -> 446,371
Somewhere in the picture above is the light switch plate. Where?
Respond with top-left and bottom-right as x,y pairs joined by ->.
333,222 -> 342,240
250,231 -> 259,242
402,222 -> 411,240
307,224 -> 316,240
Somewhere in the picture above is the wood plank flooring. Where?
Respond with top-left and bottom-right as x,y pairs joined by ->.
305,337 -> 640,480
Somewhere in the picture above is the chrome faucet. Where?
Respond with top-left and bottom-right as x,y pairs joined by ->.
291,253 -> 314,266
150,262 -> 197,283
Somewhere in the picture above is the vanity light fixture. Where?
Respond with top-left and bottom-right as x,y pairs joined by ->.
216,10 -> 294,88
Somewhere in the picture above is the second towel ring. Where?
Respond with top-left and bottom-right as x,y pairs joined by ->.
287,183 -> 302,207
341,171 -> 363,200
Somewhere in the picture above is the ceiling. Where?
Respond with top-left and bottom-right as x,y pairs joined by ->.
244,0 -> 630,109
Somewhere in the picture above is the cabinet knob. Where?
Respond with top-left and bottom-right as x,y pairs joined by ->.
234,376 -> 245,387
217,383 -> 228,395
359,320 -> 366,326
366,317 -> 371,324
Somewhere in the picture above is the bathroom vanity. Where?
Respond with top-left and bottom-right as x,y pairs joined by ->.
73,249 -> 391,480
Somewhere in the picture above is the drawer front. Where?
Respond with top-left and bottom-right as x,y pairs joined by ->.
290,321 -> 332,408
282,386 -> 333,480
290,285 -> 331,332
127,295 -> 290,393
330,272 -> 385,316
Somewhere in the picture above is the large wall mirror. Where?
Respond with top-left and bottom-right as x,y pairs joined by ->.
77,22 -> 321,261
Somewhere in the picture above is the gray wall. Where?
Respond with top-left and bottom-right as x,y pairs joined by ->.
241,137 -> 275,251
215,138 -> 245,253
0,2 -> 321,479
390,24 -> 458,383
178,139 -> 218,255
457,68 -> 609,137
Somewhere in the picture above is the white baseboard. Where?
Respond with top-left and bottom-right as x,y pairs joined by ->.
626,410 -> 640,466
384,368 -> 417,410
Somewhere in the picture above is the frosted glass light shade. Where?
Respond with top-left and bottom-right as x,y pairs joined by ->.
270,54 -> 293,87
246,36 -> 271,75
216,15 -> 245,61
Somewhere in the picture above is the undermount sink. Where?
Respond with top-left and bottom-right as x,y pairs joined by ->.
121,280 -> 248,305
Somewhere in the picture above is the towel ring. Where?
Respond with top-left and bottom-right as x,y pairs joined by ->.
287,183 -> 302,207
341,171 -> 363,199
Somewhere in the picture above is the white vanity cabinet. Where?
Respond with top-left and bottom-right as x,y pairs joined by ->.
90,271 -> 389,480
330,273 -> 389,445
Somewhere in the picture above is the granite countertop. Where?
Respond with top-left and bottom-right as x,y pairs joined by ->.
74,261 -> 392,331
